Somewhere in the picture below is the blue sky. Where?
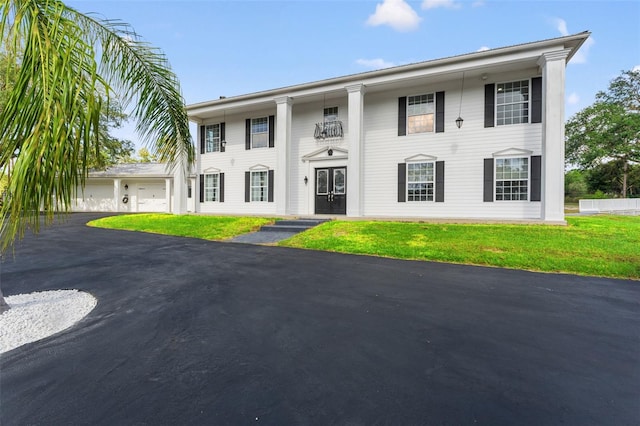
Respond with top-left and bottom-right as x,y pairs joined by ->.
66,0 -> 640,150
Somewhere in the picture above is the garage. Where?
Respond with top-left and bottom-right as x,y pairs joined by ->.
70,163 -> 195,214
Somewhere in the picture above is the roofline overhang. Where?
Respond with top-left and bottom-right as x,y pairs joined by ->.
187,31 -> 591,120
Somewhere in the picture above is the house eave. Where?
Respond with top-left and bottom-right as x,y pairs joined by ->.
187,32 -> 590,121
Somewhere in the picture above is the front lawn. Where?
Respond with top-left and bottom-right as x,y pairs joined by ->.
89,214 -> 640,280
279,216 -> 640,280
88,214 -> 275,241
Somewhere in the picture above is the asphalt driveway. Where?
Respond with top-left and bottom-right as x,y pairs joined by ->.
1,213 -> 638,425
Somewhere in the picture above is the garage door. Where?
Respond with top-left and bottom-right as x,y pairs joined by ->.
137,184 -> 167,212
76,183 -> 114,211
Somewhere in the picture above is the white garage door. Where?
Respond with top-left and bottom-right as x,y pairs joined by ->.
76,183 -> 114,211
137,184 -> 167,212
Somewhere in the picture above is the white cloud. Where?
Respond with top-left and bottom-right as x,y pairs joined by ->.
567,92 -> 580,105
356,58 -> 396,69
472,1 -> 485,7
477,46 -> 490,52
422,0 -> 462,9
366,0 -> 422,32
552,17 -> 569,36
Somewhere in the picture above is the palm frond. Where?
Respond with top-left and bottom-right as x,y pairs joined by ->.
0,0 -> 193,252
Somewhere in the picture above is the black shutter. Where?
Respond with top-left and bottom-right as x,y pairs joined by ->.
268,115 -> 275,148
484,84 -> 495,128
267,170 -> 273,203
483,158 -> 494,202
220,122 -> 226,152
435,91 -> 445,133
200,125 -> 205,154
531,77 -> 542,124
398,97 -> 407,136
435,161 -> 445,202
245,119 -> 251,150
219,173 -> 225,203
397,163 -> 406,202
268,170 -> 274,202
245,172 -> 250,202
530,155 -> 541,201
199,174 -> 204,203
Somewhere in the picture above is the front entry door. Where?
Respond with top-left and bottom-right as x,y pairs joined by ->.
315,167 -> 346,214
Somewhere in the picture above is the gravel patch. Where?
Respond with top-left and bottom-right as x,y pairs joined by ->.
0,290 -> 97,354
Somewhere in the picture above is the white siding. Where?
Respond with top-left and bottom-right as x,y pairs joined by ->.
199,109 -> 278,215
289,99 -> 349,215
362,70 -> 542,219
194,70 -> 555,220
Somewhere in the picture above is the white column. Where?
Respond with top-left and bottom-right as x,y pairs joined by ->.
346,84 -> 365,217
275,96 -> 293,215
113,178 -> 121,212
172,153 -> 188,214
538,49 -> 571,223
165,178 -> 172,213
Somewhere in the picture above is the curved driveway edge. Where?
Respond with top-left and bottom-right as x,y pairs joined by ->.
1,213 -> 639,425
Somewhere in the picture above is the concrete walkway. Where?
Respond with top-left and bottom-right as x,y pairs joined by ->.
229,218 -> 328,244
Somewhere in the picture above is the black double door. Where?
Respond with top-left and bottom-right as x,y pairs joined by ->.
314,167 -> 346,215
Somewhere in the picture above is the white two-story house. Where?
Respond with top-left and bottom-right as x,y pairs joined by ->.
186,32 -> 590,223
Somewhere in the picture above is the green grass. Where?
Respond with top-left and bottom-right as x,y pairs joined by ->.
88,214 -> 275,241
278,216 -> 640,280
88,214 -> 640,280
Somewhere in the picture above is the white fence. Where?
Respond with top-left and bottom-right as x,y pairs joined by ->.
579,198 -> 640,214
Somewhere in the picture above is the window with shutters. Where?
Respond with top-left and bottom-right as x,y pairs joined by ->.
251,117 -> 269,149
205,124 -> 221,152
495,157 -> 528,201
496,80 -> 529,126
204,173 -> 219,202
251,171 -> 268,202
407,162 -> 434,201
407,94 -> 435,134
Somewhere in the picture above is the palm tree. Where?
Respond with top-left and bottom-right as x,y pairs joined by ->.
0,0 -> 194,313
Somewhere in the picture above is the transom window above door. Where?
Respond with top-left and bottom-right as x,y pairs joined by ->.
324,106 -> 338,122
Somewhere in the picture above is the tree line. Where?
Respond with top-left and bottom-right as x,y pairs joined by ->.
565,69 -> 640,200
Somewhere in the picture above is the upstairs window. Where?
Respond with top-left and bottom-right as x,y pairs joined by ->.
251,117 -> 269,149
496,81 -> 529,126
495,157 -> 528,201
324,106 -> 338,122
205,124 -> 221,153
407,94 -> 434,134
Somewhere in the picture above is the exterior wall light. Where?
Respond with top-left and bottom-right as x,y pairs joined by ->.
304,176 -> 308,185
456,71 -> 465,129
